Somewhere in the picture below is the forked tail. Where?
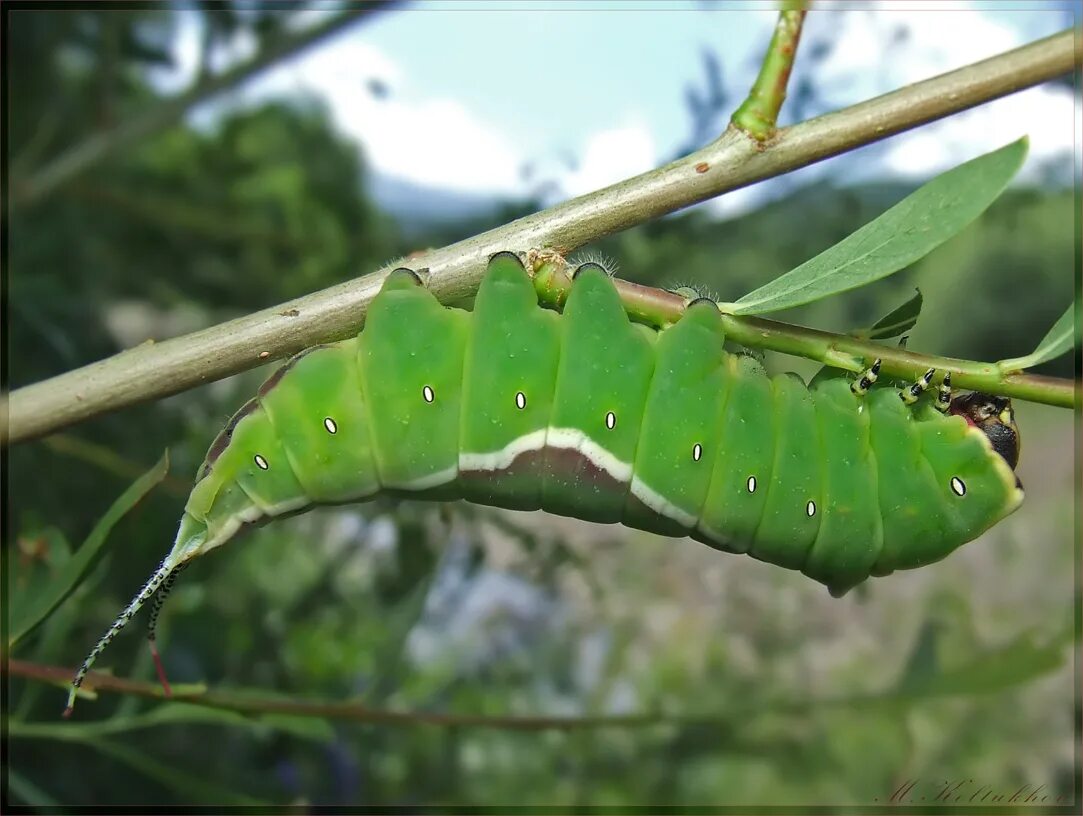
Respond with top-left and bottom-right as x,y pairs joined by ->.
63,559 -> 175,717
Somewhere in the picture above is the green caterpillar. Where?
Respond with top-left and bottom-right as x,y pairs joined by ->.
64,252 -> 1024,714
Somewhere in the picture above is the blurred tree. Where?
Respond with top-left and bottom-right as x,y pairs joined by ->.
4,6 -> 1076,810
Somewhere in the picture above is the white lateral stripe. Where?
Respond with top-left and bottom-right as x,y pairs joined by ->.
544,427 -> 633,483
459,429 -> 549,471
385,464 -> 459,491
630,475 -> 698,528
461,426 -> 698,528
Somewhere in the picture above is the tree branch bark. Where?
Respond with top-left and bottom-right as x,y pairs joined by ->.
3,28 -> 1078,445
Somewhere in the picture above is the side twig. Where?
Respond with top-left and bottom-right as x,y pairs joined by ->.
731,2 -> 808,141
2,29 -> 1077,444
6,659 -> 669,731
530,267 -> 1076,409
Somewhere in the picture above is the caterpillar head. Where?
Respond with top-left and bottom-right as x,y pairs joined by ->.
950,392 -> 1021,471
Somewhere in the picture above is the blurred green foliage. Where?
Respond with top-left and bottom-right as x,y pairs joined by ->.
4,6 -> 1077,810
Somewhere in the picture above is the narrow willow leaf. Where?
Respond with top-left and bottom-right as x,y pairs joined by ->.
997,301 -> 1079,371
259,713 -> 336,743
857,288 -> 923,340
727,137 -> 1028,315
8,451 -> 170,647
900,632 -> 1066,698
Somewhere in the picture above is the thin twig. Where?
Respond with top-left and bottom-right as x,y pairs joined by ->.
3,29 -> 1078,445
731,2 -> 808,141
6,659 -> 671,731
531,269 -> 1076,409
10,5 -> 392,208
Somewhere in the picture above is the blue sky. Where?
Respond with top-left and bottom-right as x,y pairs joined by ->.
165,1 -> 1078,217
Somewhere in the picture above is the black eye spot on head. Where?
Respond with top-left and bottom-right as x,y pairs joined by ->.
950,391 -> 1021,470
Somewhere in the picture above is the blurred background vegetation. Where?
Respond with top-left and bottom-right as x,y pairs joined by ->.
4,4 -> 1078,809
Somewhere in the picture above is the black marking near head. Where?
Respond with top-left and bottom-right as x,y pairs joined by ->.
950,392 -> 1021,471
390,267 -> 424,286
489,250 -> 523,266
572,262 -> 608,280
257,344 -> 332,399
198,398 -> 261,482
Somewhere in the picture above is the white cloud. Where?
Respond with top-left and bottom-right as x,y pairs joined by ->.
156,16 -> 523,195
804,3 -> 1074,184
243,37 -> 525,195
157,5 -> 1072,212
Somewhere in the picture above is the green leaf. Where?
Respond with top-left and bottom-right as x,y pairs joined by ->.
725,137 -> 1029,315
91,739 -> 268,806
258,713 -> 335,743
890,628 -> 1068,700
6,768 -> 61,808
8,450 -> 170,648
855,288 -> 923,340
906,633 -> 1066,698
894,619 -> 942,693
997,301 -> 1079,371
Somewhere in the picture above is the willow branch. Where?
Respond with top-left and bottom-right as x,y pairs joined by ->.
731,2 -> 808,140
10,5 -> 391,208
531,268 -> 1076,409
3,28 -> 1078,445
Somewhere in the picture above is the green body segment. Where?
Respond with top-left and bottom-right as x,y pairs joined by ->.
540,265 -> 656,524
693,357 -> 776,554
258,339 -> 379,504
749,374 -> 823,570
624,301 -> 731,536
804,378 -> 883,596
171,253 -> 1023,595
357,269 -> 470,498
865,388 -> 966,575
459,252 -> 561,511
910,404 -> 1018,554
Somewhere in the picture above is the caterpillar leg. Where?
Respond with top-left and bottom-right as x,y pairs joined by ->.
850,358 -> 882,396
146,563 -> 186,698
935,372 -> 952,413
900,368 -> 936,404
64,560 -> 175,717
